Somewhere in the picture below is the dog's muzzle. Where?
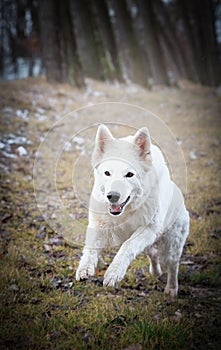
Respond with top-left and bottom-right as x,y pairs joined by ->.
108,195 -> 131,216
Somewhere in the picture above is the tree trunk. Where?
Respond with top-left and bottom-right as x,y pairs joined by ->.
71,0 -> 104,80
192,0 -> 221,86
136,0 -> 168,85
39,0 -> 85,87
154,0 -> 192,81
39,0 -> 62,82
127,0 -> 152,87
177,0 -> 201,83
59,0 -> 85,87
90,0 -> 123,81
108,0 -> 145,85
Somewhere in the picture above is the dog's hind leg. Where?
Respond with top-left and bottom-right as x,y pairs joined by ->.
164,262 -> 179,297
164,211 -> 189,297
146,246 -> 162,278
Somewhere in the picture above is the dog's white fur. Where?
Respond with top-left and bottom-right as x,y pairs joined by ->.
76,125 -> 189,297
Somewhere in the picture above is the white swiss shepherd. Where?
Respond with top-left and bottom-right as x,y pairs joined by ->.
76,125 -> 189,297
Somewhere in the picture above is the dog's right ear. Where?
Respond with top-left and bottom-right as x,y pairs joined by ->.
95,124 -> 114,153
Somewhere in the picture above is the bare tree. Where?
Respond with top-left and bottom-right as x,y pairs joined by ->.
108,0 -> 146,85
191,0 -> 221,86
153,0 -> 192,81
71,0 -> 104,80
135,0 -> 168,85
39,0 -> 85,87
89,0 -> 122,81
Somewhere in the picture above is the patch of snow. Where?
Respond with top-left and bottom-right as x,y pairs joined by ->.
83,86 -> 92,97
70,213 -> 77,220
93,90 -> 104,97
84,86 -> 104,98
113,80 -> 121,88
125,85 -> 139,94
49,235 -> 64,246
0,142 -> 5,149
35,113 -> 46,122
64,141 -> 72,152
73,136 -> 84,146
3,106 -> 13,113
51,212 -> 57,219
16,109 -> 29,121
1,151 -> 17,159
16,146 -> 28,156
48,98 -> 57,107
80,149 -> 86,156
25,175 -> 32,181
35,107 -> 47,121
43,244 -> 51,251
36,107 -> 45,114
189,150 -> 197,160
9,284 -> 19,291
7,135 -> 31,145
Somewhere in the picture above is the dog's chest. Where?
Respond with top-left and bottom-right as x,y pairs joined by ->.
98,208 -> 155,247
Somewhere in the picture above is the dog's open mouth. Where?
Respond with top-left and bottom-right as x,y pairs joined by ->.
109,196 -> 130,216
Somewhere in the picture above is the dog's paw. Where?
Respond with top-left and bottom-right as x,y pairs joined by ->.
76,264 -> 95,281
149,263 -> 162,278
103,263 -> 125,287
164,286 -> 178,298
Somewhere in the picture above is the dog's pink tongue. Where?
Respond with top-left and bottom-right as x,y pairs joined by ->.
110,204 -> 121,213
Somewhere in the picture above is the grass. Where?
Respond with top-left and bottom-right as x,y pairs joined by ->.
0,77 -> 220,349
0,253 -> 192,350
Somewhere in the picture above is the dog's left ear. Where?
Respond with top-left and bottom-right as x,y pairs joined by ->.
134,127 -> 151,157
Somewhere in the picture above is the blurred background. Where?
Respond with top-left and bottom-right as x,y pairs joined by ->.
0,0 -> 220,88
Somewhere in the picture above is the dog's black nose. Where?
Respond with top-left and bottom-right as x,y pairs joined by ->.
107,191 -> 120,203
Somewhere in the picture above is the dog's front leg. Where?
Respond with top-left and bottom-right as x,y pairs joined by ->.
76,246 -> 100,281
76,223 -> 107,281
103,226 -> 157,287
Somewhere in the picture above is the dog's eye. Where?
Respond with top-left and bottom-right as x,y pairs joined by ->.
104,171 -> 111,176
126,172 -> 134,178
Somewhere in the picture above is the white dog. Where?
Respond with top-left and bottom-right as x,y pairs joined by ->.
76,125 -> 189,297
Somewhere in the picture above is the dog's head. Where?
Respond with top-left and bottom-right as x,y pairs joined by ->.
92,125 -> 152,216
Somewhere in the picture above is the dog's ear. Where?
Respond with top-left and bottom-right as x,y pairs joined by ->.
95,124 -> 114,153
134,127 -> 151,157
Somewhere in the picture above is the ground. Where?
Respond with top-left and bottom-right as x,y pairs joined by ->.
0,77 -> 220,350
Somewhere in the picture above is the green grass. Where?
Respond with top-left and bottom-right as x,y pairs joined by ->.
0,256 -> 192,350
189,266 -> 221,287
